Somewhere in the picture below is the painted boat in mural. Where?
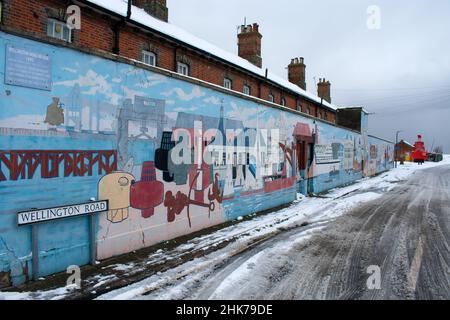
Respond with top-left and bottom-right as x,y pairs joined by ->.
240,188 -> 265,197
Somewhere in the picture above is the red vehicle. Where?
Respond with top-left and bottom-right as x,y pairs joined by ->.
411,135 -> 428,164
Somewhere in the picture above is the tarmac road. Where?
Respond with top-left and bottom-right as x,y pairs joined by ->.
190,165 -> 450,300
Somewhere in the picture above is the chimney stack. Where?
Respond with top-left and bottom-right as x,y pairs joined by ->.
237,23 -> 262,68
288,57 -> 306,90
317,78 -> 331,103
134,0 -> 169,22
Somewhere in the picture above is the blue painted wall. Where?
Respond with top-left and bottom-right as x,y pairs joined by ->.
0,32 -> 394,287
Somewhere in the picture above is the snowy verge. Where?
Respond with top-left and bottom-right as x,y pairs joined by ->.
97,157 -> 450,300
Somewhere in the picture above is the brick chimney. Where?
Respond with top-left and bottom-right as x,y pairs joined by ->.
134,0 -> 169,22
288,57 -> 306,90
238,23 -> 262,68
317,78 -> 331,103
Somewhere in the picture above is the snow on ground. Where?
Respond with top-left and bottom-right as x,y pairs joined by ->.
1,157 -> 449,300
0,285 -> 79,301
97,157 -> 450,300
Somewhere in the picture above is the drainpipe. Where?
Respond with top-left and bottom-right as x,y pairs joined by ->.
113,0 -> 132,55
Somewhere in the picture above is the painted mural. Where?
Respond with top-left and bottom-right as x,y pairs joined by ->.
0,32 -> 394,286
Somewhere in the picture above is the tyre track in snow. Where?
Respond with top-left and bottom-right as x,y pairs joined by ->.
187,165 -> 450,300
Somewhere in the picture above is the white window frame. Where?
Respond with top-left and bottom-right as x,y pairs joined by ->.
47,19 -> 72,42
142,50 -> 156,66
268,93 -> 274,103
177,62 -> 189,76
281,97 -> 286,106
243,85 -> 251,95
223,78 -> 232,90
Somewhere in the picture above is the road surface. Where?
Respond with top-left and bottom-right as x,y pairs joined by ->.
173,165 -> 450,300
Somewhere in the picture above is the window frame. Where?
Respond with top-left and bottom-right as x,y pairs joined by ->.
281,97 -> 286,107
47,18 -> 72,42
268,93 -> 274,103
223,78 -> 233,90
142,50 -> 157,67
177,62 -> 190,76
243,84 -> 251,95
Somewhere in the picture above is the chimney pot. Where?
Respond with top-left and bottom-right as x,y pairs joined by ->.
134,0 -> 168,22
238,21 -> 263,68
288,56 -> 306,90
317,78 -> 332,103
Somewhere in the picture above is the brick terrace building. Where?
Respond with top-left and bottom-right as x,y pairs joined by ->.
0,0 -> 337,123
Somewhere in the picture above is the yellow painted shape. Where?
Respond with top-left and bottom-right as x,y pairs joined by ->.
98,172 -> 135,223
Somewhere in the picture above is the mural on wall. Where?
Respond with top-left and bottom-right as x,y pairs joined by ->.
0,32 -> 394,285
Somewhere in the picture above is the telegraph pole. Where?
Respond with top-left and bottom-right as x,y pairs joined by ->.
395,130 -> 402,168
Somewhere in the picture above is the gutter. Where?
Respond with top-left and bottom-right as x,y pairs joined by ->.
112,0 -> 132,55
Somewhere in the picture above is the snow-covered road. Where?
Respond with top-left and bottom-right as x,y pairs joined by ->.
96,157 -> 450,300
1,157 -> 448,300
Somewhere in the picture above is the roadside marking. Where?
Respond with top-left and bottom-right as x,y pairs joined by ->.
407,237 -> 424,293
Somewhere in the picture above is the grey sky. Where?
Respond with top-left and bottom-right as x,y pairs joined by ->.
169,0 -> 450,152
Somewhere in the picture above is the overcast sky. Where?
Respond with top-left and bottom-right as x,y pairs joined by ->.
169,0 -> 450,152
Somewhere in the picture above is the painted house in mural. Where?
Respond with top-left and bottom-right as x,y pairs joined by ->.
0,0 -> 394,288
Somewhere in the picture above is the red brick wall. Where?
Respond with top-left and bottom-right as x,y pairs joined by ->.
2,0 -> 336,123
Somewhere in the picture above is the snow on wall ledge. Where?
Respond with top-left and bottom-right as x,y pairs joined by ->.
0,32 -> 394,287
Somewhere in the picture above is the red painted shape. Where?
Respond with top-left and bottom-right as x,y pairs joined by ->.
264,177 -> 296,193
293,122 -> 312,138
164,191 -> 189,223
130,161 -> 164,218
208,173 -> 224,204
0,150 -> 117,181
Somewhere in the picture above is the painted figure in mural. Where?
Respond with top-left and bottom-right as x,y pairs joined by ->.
44,97 -> 65,126
164,170 -> 218,228
98,172 -> 135,223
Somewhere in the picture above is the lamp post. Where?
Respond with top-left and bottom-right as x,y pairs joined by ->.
395,130 -> 403,168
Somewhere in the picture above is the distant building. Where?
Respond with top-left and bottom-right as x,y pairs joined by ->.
396,140 -> 414,161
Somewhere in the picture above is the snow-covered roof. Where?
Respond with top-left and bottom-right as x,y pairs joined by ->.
84,0 -> 338,111
399,140 -> 414,148
337,106 -> 370,114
